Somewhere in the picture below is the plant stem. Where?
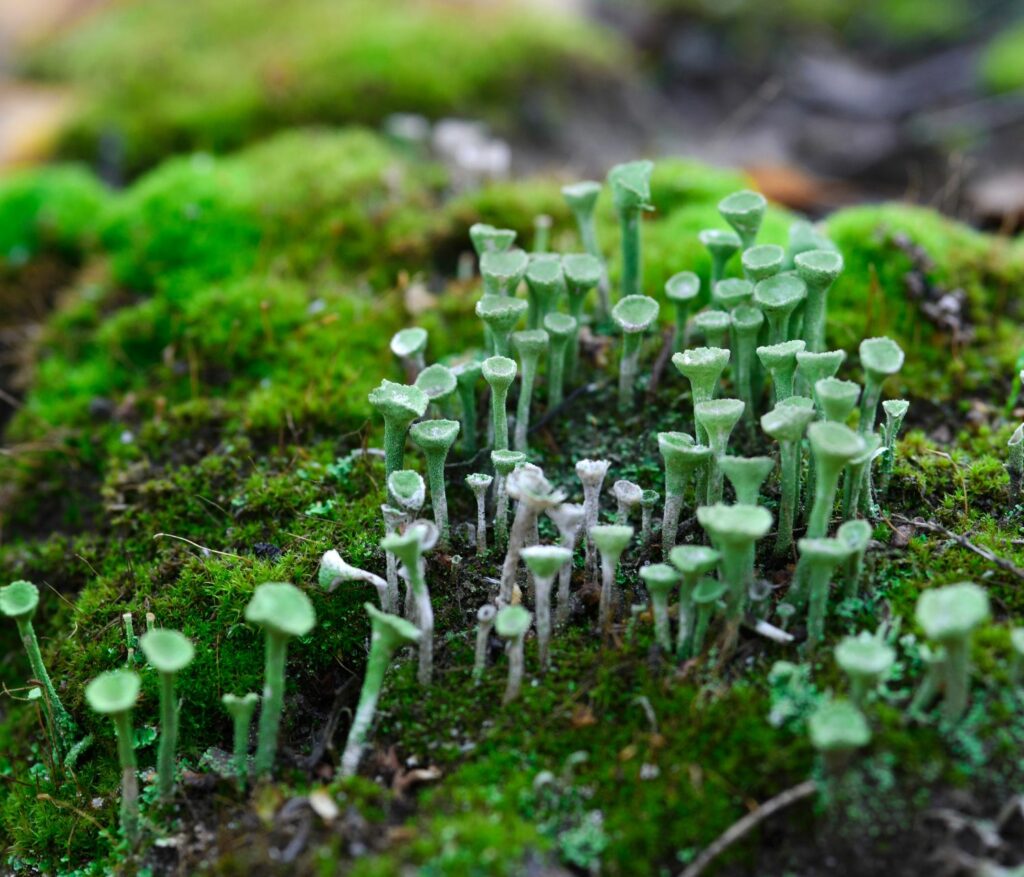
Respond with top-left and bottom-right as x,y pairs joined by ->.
254,633 -> 287,777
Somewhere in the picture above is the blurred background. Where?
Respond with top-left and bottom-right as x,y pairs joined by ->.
2,0 -> 1024,225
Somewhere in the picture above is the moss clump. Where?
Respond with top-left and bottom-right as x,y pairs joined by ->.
980,22 -> 1024,94
0,165 -> 110,265
27,0 -> 625,175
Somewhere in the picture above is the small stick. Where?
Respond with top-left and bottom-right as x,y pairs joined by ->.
888,514 -> 1024,581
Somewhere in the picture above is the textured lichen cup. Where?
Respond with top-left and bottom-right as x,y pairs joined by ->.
390,327 -> 428,381
639,563 -> 681,651
718,190 -> 766,249
546,502 -> 586,627
741,244 -> 784,283
806,422 -> 866,539
245,582 -> 316,776
837,518 -> 872,600
381,521 -> 436,685
608,160 -> 654,300
479,248 -> 529,298
915,582 -> 990,722
794,249 -> 843,352
222,692 -> 259,788
543,312 -> 577,409
796,537 -> 853,651
414,363 -> 457,416
612,294 -> 660,411
796,349 -> 846,399
470,223 -> 516,257
368,380 -> 429,480
693,310 -> 731,349
658,432 -> 712,557
524,255 -> 564,330
757,339 -> 806,403
835,631 -> 894,706
85,670 -> 142,844
139,628 -> 195,801
592,524 -> 634,632
410,418 -> 460,547
694,398 -> 745,504
562,182 -> 608,317
452,359 -> 482,454
730,304 -> 764,417
511,329 -> 548,450
340,603 -> 422,777
665,271 -> 701,351
491,449 -> 527,551
562,253 -> 602,376
466,473 -> 494,555
500,466 -> 566,606
669,545 -> 721,658
753,274 -> 807,345
808,698 -> 871,772
612,479 -> 644,525
672,346 -> 731,446
858,336 -> 905,434
699,228 -> 742,286
521,545 -> 572,670
712,277 -> 752,312
482,355 -> 517,451
476,296 -> 528,358
495,605 -> 533,704
761,404 -> 817,556
719,455 -> 775,505
814,378 -> 861,423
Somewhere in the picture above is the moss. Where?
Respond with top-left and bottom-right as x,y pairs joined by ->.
980,21 -> 1024,94
27,0 -> 625,175
0,165 -> 109,266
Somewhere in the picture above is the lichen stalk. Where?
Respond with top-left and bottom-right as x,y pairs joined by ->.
113,712 -> 139,845
254,632 -> 287,777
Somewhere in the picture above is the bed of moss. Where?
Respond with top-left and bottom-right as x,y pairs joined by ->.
20,0 -> 626,177
2,125 -> 1024,875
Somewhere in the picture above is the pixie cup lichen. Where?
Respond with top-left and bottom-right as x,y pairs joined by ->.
731,305 -> 765,417
473,603 -> 497,683
693,310 -> 731,349
639,563 -> 681,651
753,274 -> 807,345
466,473 -> 494,554
521,545 -> 572,670
546,502 -> 585,627
699,228 -> 742,287
576,458 -> 611,579
796,349 -> 846,399
658,431 -> 712,556
480,248 -> 529,298
340,603 -> 422,777
410,418 -> 460,547
476,295 -> 528,357
806,422 -> 866,538
139,628 -> 195,801
858,336 -> 905,434
511,328 -> 548,450
718,190 -> 766,250
741,244 -> 784,283
85,670 -> 142,844
613,479 -> 643,525
319,548 -> 390,609
368,380 -> 429,480
470,223 -> 516,257
491,449 -> 527,551
245,582 -> 317,777
482,355 -> 517,451
500,466 -> 566,605
794,249 -> 843,352
719,455 -> 775,505
814,377 -> 861,423
761,403 -> 816,556
525,255 -> 564,329
712,277 -> 752,313
562,181 -> 607,316
837,518 -> 872,601
669,545 -> 721,658
691,578 -> 728,656
695,398 -> 745,504
672,346 -> 730,442
835,632 -> 894,706
562,253 -> 602,377
808,698 -> 871,772
222,692 -> 259,789
608,160 -> 654,300
666,271 -> 700,351
543,312 -> 576,409
495,605 -> 532,704
390,327 -> 428,381
612,294 -> 660,411
382,521 -> 436,685
592,524 -> 634,632
797,537 -> 853,651
452,359 -> 482,453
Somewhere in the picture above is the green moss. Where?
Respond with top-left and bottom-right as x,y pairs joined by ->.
28,0 -> 625,175
0,164 -> 109,265
980,21 -> 1024,94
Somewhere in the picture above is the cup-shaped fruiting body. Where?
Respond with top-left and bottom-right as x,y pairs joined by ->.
482,355 -> 517,451
368,380 -> 429,479
521,546 -> 572,670
511,329 -> 548,451
495,605 -> 532,704
546,502 -> 586,628
562,182 -> 607,317
796,350 -> 846,399
916,582 -> 990,722
390,327 -> 428,381
841,432 -> 881,520
837,519 -> 872,601
696,504 -> 772,656
341,603 -> 422,777
788,219 -> 836,261
0,580 -> 76,751
640,489 -> 659,545
319,548 -> 390,609
452,360 -> 482,454
814,378 -> 860,423
612,295 -> 660,411
761,404 -> 816,555
561,253 -> 602,377
666,271 -> 701,351
85,670 -> 142,843
719,455 -> 775,505
222,692 -> 258,788
796,538 -> 853,651
718,190 -> 766,250
693,310 -> 731,350
608,160 -> 654,300
388,469 -> 426,517
410,418 -> 460,547
470,223 -> 516,257
613,479 -> 643,525
381,521 -> 437,685
712,277 -> 752,313
691,578 -> 728,655
669,545 -> 721,658
795,249 -> 843,352
699,228 -> 742,287
658,432 -> 712,556
476,295 -> 528,358
576,458 -> 612,579
835,632 -> 894,706
673,346 -> 731,444
753,274 -> 807,345
543,312 -> 577,410
473,604 -> 497,683
639,563 -> 680,651
245,582 -> 317,776
139,628 -> 195,801
480,248 -> 529,298
730,305 -> 764,418
466,473 -> 493,555
525,255 -> 564,329
858,336 -> 905,434
741,244 -> 784,283
757,339 -> 806,404
591,525 -> 634,632
491,449 -> 527,551
808,698 -> 871,773
806,422 -> 866,539
694,399 -> 745,504
880,398 -> 910,495
500,467 -> 567,605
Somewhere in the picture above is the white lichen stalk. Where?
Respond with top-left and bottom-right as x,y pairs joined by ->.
576,459 -> 611,580
546,503 -> 585,628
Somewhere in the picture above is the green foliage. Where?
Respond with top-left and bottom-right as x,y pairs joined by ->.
28,0 -> 625,175
980,21 -> 1024,94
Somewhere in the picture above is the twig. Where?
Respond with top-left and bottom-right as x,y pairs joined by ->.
678,780 -> 817,877
888,514 -> 1024,580
152,533 -> 242,559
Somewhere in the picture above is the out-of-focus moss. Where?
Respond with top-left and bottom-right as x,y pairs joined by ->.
0,165 -> 109,264
980,21 -> 1024,93
28,0 -> 626,175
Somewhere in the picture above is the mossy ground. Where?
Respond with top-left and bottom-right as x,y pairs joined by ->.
2,127 -> 1024,875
